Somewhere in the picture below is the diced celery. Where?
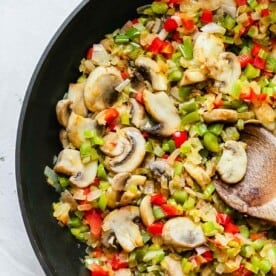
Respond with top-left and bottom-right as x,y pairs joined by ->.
115,34 -> 129,44
247,26 -> 258,38
97,163 -> 108,180
97,194 -> 107,211
173,190 -> 188,204
203,132 -> 220,153
151,2 -> 168,14
58,176 -> 69,188
244,64 -> 261,79
252,239 -> 265,251
204,183 -> 216,198
208,123 -> 224,136
259,259 -> 272,273
223,14 -> 236,30
154,145 -> 165,157
221,127 -> 240,142
183,196 -> 195,210
126,27 -> 140,39
120,112 -> 130,125
180,100 -> 198,114
143,250 -> 165,264
179,86 -> 192,100
179,38 -> 193,60
68,216 -> 82,228
181,110 -> 201,125
153,205 -> 166,220
202,221 -> 216,236
241,245 -> 255,258
99,181 -> 110,191
239,225 -> 250,238
181,258 -> 194,274
168,70 -> 183,82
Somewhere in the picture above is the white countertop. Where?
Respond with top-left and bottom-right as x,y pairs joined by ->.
0,1 -> 81,275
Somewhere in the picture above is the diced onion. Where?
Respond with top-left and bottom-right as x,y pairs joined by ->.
201,23 -> 226,35
92,44 -> 110,66
221,0 -> 237,18
115,78 -> 131,92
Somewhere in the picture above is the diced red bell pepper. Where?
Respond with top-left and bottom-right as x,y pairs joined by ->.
216,213 -> 232,226
90,265 -> 109,276
131,18 -> 138,24
142,131 -> 150,138
233,264 -> 253,276
160,40 -> 174,58
172,31 -> 182,43
261,8 -> 270,17
86,47 -> 93,59
151,193 -> 167,205
147,222 -> 164,236
213,97 -> 224,108
168,0 -> 181,5
250,232 -> 267,241
135,91 -> 144,104
251,43 -> 263,57
164,18 -> 178,32
173,131 -> 188,148
201,250 -> 213,262
182,18 -> 195,32
238,54 -> 253,68
148,37 -> 164,54
104,108 -> 119,124
110,254 -> 128,270
200,10 -> 213,24
85,210 -> 103,239
258,93 -> 267,102
92,177 -> 100,186
224,222 -> 240,234
235,0 -> 247,6
121,70 -> 129,80
161,204 -> 178,217
253,56 -> 266,70
240,89 -> 258,102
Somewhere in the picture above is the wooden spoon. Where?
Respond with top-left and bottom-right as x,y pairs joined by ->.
215,125 -> 276,223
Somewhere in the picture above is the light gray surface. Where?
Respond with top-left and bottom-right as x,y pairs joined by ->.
0,1 -> 81,275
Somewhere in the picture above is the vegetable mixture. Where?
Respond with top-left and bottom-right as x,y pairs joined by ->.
45,0 -> 276,275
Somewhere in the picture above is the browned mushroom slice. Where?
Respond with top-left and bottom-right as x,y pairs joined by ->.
84,66 -> 123,112
143,90 -> 181,136
68,82 -> 88,117
140,195 -> 155,227
67,112 -> 98,148
162,217 -> 206,248
102,206 -> 143,252
215,126 -> 276,223
56,99 -> 72,127
135,56 -> 168,91
105,127 -> 146,173
162,256 -> 184,276
202,109 -> 238,123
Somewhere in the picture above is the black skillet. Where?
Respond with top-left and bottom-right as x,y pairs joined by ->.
16,1 -> 150,275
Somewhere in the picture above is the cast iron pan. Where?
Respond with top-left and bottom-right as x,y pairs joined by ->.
16,1 -> 150,275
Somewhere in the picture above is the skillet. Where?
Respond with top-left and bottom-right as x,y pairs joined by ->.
16,1 -> 150,275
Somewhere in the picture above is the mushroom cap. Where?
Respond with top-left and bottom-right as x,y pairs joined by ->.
84,66 -> 122,112
69,160 -> 98,188
105,127 -> 146,173
215,126 -> 276,223
140,195 -> 155,227
216,140 -> 247,184
135,56 -> 167,91
202,109 -> 238,123
56,99 -> 72,128
210,52 -> 241,92
68,82 -> 88,117
102,206 -> 143,252
67,112 -> 98,148
180,68 -> 207,86
162,217 -> 206,248
54,149 -> 83,175
143,90 -> 181,136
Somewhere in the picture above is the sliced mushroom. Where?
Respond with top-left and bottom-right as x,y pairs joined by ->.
140,195 -> 155,227
202,109 -> 238,123
162,217 -> 206,248
130,98 -> 145,129
59,129 -> 70,148
180,67 -> 207,86
101,132 -> 129,157
143,90 -> 181,136
254,103 -> 276,132
102,206 -> 143,252
67,112 -> 98,148
111,172 -> 131,191
198,0 -> 221,11
84,66 -> 122,112
162,256 -> 184,276
54,149 -> 83,175
69,160 -> 98,188
135,56 -> 168,91
68,82 -> 88,117
149,159 -> 173,185
105,127 -> 146,173
56,99 -> 72,127
216,140 -> 247,184
215,126 -> 276,223
221,0 -> 237,18
53,149 -> 98,188
193,32 -> 224,66
120,190 -> 141,205
184,161 -> 211,187
210,52 -> 241,92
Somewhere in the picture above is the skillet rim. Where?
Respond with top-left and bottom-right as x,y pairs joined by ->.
15,1 -> 89,275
